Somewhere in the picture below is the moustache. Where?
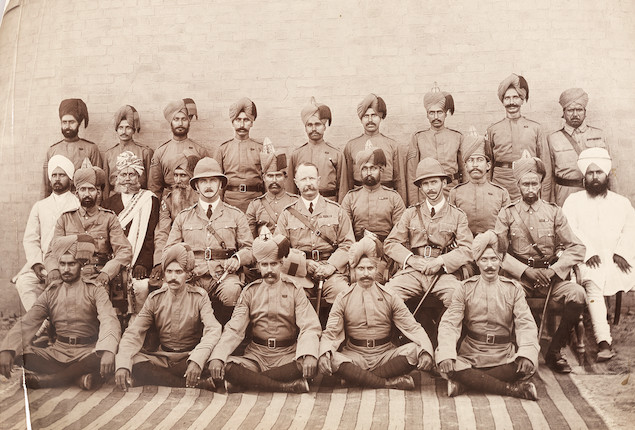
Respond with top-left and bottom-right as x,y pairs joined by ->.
359,276 -> 374,282
61,271 -> 72,277
504,103 -> 520,109
302,184 -> 316,191
470,168 -> 483,173
203,188 -> 215,193
268,183 -> 281,188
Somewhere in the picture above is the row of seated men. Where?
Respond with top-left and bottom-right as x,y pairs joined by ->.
4,142 -> 634,400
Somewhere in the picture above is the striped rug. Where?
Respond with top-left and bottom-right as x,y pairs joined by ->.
0,365 -> 608,430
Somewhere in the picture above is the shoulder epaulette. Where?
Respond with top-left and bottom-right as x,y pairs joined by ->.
49,139 -> 65,147
177,203 -> 198,215
488,118 -> 506,128
186,285 -> 208,296
323,198 -> 341,208
489,182 -> 507,192
98,207 -> 116,215
219,138 -> 234,147
155,139 -> 173,149
447,127 -> 463,135
222,202 -> 243,213
243,279 -> 264,291
324,141 -> 342,152
61,208 -> 80,215
148,286 -> 168,299
380,185 -> 399,194
522,116 -> 541,126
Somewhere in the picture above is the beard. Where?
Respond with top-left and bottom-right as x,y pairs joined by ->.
362,175 -> 379,186
52,181 -> 71,193
171,186 -> 194,215
61,127 -> 79,139
171,124 -> 189,138
585,178 -> 609,197
115,181 -> 141,195
522,194 -> 539,205
81,196 -> 96,208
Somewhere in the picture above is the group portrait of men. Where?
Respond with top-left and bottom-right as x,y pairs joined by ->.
3,74 -> 634,402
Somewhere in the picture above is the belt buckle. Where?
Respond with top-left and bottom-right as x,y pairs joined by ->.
527,256 -> 534,267
311,250 -> 320,261
267,338 -> 276,348
239,184 -> 247,192
204,248 -> 212,261
486,334 -> 495,345
423,246 -> 433,258
366,339 -> 376,348
68,337 -> 77,345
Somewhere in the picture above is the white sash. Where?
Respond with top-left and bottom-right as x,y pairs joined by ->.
118,190 -> 154,265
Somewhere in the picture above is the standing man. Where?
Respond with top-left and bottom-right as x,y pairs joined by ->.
384,158 -> 473,307
486,74 -> 552,201
215,97 -> 264,212
343,93 -> 404,201
407,84 -> 464,204
148,98 -> 214,199
562,148 -> 635,361
245,151 -> 298,239
287,97 -> 348,202
208,234 -> 321,393
436,231 -> 538,400
165,158 -> 254,324
13,155 -> 79,311
103,105 -> 153,197
275,162 -> 354,304
114,244 -> 221,392
43,98 -> 103,196
494,155 -> 586,373
449,129 -> 510,236
0,235 -> 120,390
317,237 -> 434,390
548,88 -> 614,206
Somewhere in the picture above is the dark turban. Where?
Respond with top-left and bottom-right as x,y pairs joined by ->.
498,74 -> 529,102
114,105 -> 141,132
357,94 -> 387,119
301,97 -> 332,126
162,243 -> 196,271
172,154 -> 200,177
50,234 -> 96,263
512,154 -> 546,182
559,88 -> 588,109
74,164 -> 106,189
229,97 -> 257,122
423,84 -> 455,115
355,147 -> 387,168
59,98 -> 89,127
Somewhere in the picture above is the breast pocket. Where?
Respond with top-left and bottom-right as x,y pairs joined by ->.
182,223 -> 205,249
537,228 -> 555,250
317,217 -> 338,243
510,227 -> 530,251
407,219 -> 428,247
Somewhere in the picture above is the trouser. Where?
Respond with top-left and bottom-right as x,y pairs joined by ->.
386,271 -> 461,308
20,352 -> 101,388
193,273 -> 242,306
450,363 -> 524,395
583,280 -> 612,344
14,272 -> 46,311
131,359 -> 205,388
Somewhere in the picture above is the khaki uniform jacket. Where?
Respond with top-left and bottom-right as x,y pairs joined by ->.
341,185 -> 406,241
165,201 -> 254,277
435,275 -> 539,370
43,138 -> 103,197
319,282 -> 433,358
210,278 -> 321,363
245,192 -> 298,239
384,201 -> 473,274
44,207 -> 133,281
154,187 -> 199,264
449,181 -> 510,235
116,284 -> 221,371
275,196 -> 355,273
493,199 -> 585,281
215,137 -> 264,188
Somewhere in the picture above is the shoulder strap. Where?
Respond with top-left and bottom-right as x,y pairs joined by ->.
260,198 -> 278,223
560,129 -> 583,155
286,207 -> 337,249
509,206 -> 544,258
205,222 -> 227,249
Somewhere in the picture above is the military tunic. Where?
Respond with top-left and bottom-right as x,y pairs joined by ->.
435,276 -> 539,371
102,141 -> 154,197
341,185 -> 405,241
43,138 -> 103,197
319,281 -> 433,371
215,137 -> 264,212
210,278 -> 321,371
448,181 -> 510,235
547,122 -> 614,206
245,191 -> 298,239
486,117 -> 552,202
154,187 -> 198,264
115,284 -> 221,371
406,127 -> 465,204
286,141 -> 349,203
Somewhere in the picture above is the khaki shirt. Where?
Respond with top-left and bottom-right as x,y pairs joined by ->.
319,282 -> 433,358
154,187 -> 198,264
116,284 -> 222,370
102,141 -> 154,197
165,201 -> 254,277
43,138 -> 103,197
210,278 -> 321,363
216,137 -> 264,188
245,192 -> 298,239
341,185 -> 406,240
449,181 -> 510,235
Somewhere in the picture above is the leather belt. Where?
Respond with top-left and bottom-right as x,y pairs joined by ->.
161,344 -> 193,353
320,189 -> 337,197
56,334 -> 98,345
252,337 -> 296,348
349,336 -> 392,348
494,161 -> 514,169
303,250 -> 332,261
413,245 -> 444,258
510,252 -> 552,268
466,329 -> 511,345
194,249 -> 236,261
226,184 -> 263,193
555,176 -> 583,188
353,180 -> 396,188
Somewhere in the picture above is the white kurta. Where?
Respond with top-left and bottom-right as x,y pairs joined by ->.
562,190 -> 635,295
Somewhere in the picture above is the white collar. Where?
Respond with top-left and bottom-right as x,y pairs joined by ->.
199,198 -> 220,213
301,195 -> 320,211
426,197 -> 446,214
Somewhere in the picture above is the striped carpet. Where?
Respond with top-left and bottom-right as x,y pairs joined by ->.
0,365 -> 608,430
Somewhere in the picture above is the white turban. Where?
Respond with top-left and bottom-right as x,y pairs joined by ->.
48,154 -> 75,180
577,147 -> 611,176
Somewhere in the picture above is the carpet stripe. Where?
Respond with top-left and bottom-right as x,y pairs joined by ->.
420,374 -> 441,430
221,393 -> 259,430
321,389 -> 347,430
539,370 -> 589,430
502,396 -> 532,430
50,386 -> 117,430
303,375 -> 333,429
85,388 -> 142,430
238,392 -> 273,430
371,389 -> 389,430
388,388 -> 406,430
468,394 -> 495,429
140,388 -> 189,429
484,394 -> 513,430
155,388 -> 201,430
253,393 -> 287,430
0,378 -> 23,410
201,392 -> 242,429
435,377 -> 458,430
174,391 -> 215,429
404,374 -> 424,430
337,388 -> 362,430
64,385 -> 126,430
557,374 -> 609,429
23,387 -> 77,428
287,393 -> 317,430
520,399 -> 550,429
453,395 -> 476,430
531,372 -> 571,429
355,389 -> 376,430
186,393 -> 228,429
119,386 -> 172,430
268,390 -> 302,430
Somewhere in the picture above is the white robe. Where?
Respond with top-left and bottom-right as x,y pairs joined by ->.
562,190 -> 635,295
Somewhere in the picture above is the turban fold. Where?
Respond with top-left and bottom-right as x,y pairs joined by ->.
163,98 -> 197,122
577,147 -> 611,176
355,147 -> 387,168
423,83 -> 455,115
171,154 -> 200,177
260,137 -> 287,173
461,126 -> 488,162
349,236 -> 380,268
50,234 -> 95,263
48,154 -> 75,180
74,164 -> 106,189
116,151 -> 144,176
162,243 -> 195,271
512,153 -> 546,182
59,98 -> 89,127
182,98 -> 198,120
472,230 -> 504,261
229,97 -> 257,122
559,88 -> 588,109
301,96 -> 332,125
114,105 -> 141,132
357,93 -> 387,119
497,74 -> 529,102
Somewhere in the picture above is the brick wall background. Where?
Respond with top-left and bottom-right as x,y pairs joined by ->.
0,0 -> 634,313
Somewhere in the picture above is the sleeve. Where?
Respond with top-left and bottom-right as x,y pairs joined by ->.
94,286 -> 122,355
615,198 -> 635,259
102,154 -> 112,198
23,203 -> 44,268
115,298 -> 155,370
448,188 -> 457,206
434,283 -> 466,364
148,149 -> 165,197
392,294 -> 434,358
405,135 -> 421,206
343,141 -> 354,194
234,212 -> 254,266
285,150 -> 298,195
550,207 -> 585,279
294,287 -> 322,360
392,142 -> 406,204
43,152 -> 52,198
495,208 -> 530,280
188,294 -> 222,369
392,193 -> 406,226
384,209 -> 415,265
164,212 -> 185,260
43,215 -> 67,273
537,127 -> 553,203
340,194 -> 354,228
153,198 -> 172,265
336,151 -> 349,203
562,196 -> 598,261
456,134 -> 466,182
102,215 -> 134,280
245,200 -> 260,239
440,210 -> 473,272
327,208 -> 355,271
318,293 -> 347,357
547,133 -> 557,203
511,284 -> 539,367
209,289 -> 252,363
92,146 -> 104,169
142,147 -> 155,190
0,292 -> 49,356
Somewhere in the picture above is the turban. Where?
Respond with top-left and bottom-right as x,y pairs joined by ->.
559,88 -> 588,109
74,164 -> 106,189
229,97 -> 257,122
114,105 -> 141,132
163,98 -> 198,122
355,147 -> 387,168
172,154 -> 200,177
472,230 -> 504,261
357,93 -> 387,119
461,126 -> 488,162
59,98 -> 89,127
47,154 -> 75,180
577,147 -> 611,176
253,234 -> 290,261
512,153 -> 546,182
497,74 -> 529,102
349,236 -> 380,268
423,83 -> 455,115
162,243 -> 195,271
116,151 -> 144,176
50,234 -> 96,263
260,137 -> 287,173
301,96 -> 332,126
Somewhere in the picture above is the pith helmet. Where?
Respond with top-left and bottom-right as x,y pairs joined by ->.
413,157 -> 451,187
190,157 -> 228,190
